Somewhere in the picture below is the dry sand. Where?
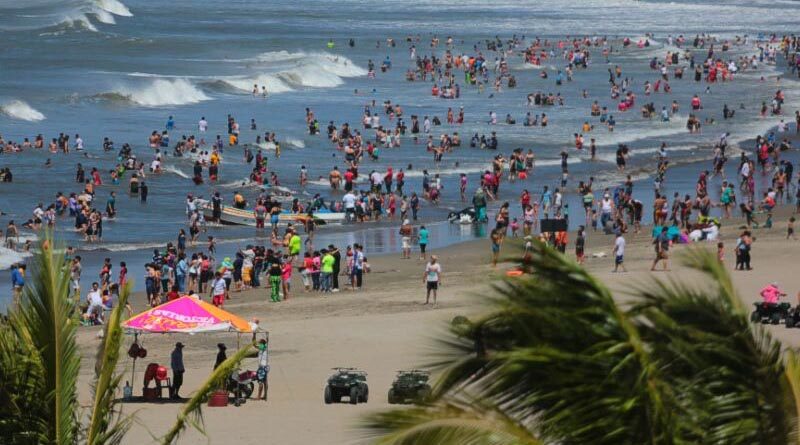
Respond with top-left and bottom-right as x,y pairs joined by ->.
73,205 -> 800,444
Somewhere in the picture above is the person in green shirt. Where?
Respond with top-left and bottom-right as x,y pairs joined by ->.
288,232 -> 302,262
320,249 -> 335,292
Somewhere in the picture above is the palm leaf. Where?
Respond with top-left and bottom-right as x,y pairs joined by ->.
12,234 -> 81,444
364,397 -> 542,445
0,317 -> 49,443
160,344 -> 254,445
783,349 -> 800,444
86,282 -> 134,445
633,247 -> 794,444
374,240 -> 680,445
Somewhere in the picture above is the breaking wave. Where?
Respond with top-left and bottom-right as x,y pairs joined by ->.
220,51 -> 366,94
0,0 -> 132,33
1,100 -> 46,121
95,79 -> 210,107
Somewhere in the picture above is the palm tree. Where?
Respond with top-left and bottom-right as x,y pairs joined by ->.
363,242 -> 800,445
0,235 -> 253,445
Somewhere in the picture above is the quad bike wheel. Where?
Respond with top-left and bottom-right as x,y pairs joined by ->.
750,310 -> 760,323
243,382 -> 255,399
786,317 -> 795,328
388,389 -> 397,404
360,385 -> 369,403
417,386 -> 432,403
771,312 -> 781,325
324,385 -> 333,404
350,387 -> 360,405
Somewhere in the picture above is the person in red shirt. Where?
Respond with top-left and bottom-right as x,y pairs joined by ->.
166,285 -> 181,301
520,188 -> 531,210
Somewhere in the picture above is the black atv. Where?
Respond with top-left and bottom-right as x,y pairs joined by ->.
388,370 -> 431,404
324,368 -> 368,405
750,301 -> 792,325
786,306 -> 800,328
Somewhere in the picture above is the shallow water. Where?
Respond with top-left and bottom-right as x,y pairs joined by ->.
1,0 -> 799,308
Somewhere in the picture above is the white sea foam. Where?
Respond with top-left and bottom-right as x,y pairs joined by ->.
1,100 -> 46,121
285,138 -> 305,148
163,165 -> 190,179
0,247 -> 32,271
0,0 -> 132,32
221,52 -> 366,94
111,79 -> 210,107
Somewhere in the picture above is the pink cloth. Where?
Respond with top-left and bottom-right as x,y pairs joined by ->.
760,285 -> 781,304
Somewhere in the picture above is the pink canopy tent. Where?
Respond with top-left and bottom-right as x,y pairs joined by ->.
123,296 -> 256,334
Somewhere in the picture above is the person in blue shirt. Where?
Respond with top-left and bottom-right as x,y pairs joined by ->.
166,115 -> 175,131
11,263 -> 24,305
418,225 -> 429,260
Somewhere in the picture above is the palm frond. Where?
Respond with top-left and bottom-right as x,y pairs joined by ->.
0,317 -> 49,443
86,282 -> 134,445
783,349 -> 800,444
363,396 -> 542,445
160,344 -> 254,445
12,234 -> 81,444
413,241 -> 679,444
633,247 -> 792,444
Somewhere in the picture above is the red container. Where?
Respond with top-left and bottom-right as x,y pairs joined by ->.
207,390 -> 228,407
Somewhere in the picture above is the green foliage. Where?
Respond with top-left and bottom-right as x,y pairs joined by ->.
364,241 -> 800,445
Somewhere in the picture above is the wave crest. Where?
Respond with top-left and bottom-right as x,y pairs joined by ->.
0,0 -> 132,33
221,51 -> 366,94
96,79 -> 209,107
1,100 -> 46,121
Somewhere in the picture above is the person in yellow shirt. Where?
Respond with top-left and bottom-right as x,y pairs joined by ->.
210,151 -> 220,166
228,133 -> 238,146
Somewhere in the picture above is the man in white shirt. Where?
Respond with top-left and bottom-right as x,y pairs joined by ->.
74,134 -> 84,151
424,255 -> 442,305
198,117 -> 208,132
613,231 -> 626,273
370,170 -> 382,192
85,282 -> 104,323
342,191 -> 357,222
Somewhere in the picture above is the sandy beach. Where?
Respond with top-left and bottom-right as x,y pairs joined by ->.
66,198 -> 800,445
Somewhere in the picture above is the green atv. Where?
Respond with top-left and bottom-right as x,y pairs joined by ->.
324,368 -> 369,405
388,370 -> 431,404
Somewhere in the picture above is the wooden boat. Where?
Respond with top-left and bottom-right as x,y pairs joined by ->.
203,205 -> 345,227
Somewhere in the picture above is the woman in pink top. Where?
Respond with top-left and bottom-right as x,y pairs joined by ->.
760,283 -> 785,304
281,255 -> 293,300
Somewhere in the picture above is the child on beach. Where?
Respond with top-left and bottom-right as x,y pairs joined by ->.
510,218 -> 520,237
717,242 -> 725,263
789,217 -> 797,240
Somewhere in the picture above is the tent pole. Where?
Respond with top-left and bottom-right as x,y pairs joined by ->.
131,333 -> 138,392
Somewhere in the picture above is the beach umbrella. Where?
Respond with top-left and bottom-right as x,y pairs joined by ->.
122,296 -> 255,334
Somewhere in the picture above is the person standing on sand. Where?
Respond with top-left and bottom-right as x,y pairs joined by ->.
399,219 -> 413,259
214,343 -> 227,370
575,226 -> 586,265
491,228 -> 503,267
418,225 -> 429,260
329,244 -> 341,292
256,338 -> 269,401
613,231 -> 627,273
651,226 -> 670,271
170,342 -> 185,399
424,255 -> 442,306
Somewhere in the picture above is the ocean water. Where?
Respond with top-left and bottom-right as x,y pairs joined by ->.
1,0 -> 800,305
